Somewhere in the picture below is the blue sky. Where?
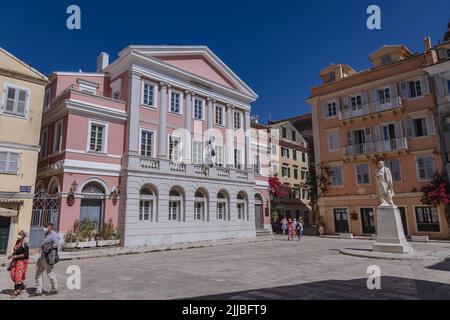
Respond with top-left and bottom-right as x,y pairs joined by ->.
1,0 -> 449,123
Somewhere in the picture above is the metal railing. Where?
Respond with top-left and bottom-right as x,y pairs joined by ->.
339,96 -> 403,121
344,137 -> 408,156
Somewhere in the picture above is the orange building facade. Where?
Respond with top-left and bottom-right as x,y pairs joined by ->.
308,44 -> 449,239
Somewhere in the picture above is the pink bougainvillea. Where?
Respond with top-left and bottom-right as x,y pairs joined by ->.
269,176 -> 292,198
421,174 -> 450,206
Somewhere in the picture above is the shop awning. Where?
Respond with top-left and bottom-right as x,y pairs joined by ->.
0,207 -> 18,217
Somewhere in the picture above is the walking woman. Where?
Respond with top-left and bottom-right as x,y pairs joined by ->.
281,217 -> 288,235
7,230 -> 30,299
287,218 -> 295,241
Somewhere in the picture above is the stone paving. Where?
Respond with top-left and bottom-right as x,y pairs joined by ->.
0,236 -> 449,300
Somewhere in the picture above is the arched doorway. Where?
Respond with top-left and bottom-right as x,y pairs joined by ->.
254,193 -> 264,229
80,181 -> 106,230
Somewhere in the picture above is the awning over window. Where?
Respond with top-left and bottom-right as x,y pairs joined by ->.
0,207 -> 18,217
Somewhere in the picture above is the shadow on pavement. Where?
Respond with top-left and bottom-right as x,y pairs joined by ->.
186,276 -> 450,300
427,259 -> 450,272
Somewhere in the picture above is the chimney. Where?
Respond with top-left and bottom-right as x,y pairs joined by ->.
96,52 -> 109,73
424,37 -> 432,52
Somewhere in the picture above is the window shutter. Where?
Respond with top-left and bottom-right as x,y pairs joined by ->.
361,92 -> 369,106
405,117 -> 413,137
394,121 -> 403,138
372,125 -> 381,141
391,83 -> 398,98
400,82 -> 409,99
343,96 -> 349,108
421,76 -> 430,96
426,114 -> 436,135
1,88 -> 6,111
346,131 -> 352,146
365,127 -> 372,142
322,103 -> 327,118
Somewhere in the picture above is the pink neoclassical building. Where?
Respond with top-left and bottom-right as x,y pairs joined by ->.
36,46 -> 272,247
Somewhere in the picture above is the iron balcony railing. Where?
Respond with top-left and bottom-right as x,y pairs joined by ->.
339,96 -> 403,121
344,137 -> 408,156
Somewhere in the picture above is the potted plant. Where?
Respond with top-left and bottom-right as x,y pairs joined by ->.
317,216 -> 326,236
63,230 -> 78,250
97,219 -> 121,247
76,219 -> 97,248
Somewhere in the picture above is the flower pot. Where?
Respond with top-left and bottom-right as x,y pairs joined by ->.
97,239 -> 120,247
318,225 -> 325,236
76,240 -> 96,249
63,242 -> 77,250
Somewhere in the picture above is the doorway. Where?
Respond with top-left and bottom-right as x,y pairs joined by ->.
333,208 -> 349,233
381,123 -> 396,151
0,217 -> 10,255
360,208 -> 376,234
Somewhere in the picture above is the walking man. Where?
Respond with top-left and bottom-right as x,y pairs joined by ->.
33,222 -> 59,296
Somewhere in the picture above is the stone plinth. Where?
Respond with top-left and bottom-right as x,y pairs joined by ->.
372,206 -> 412,254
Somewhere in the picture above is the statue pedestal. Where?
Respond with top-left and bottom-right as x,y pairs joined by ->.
372,206 -> 412,254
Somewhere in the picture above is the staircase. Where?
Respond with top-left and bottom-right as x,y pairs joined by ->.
256,229 -> 273,237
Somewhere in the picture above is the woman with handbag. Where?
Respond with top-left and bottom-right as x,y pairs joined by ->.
7,230 -> 30,299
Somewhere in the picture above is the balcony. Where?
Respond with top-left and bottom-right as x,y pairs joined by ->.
48,84 -> 126,113
138,156 -> 254,182
344,137 -> 408,157
339,96 -> 403,121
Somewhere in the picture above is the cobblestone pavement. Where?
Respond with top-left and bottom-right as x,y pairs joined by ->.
1,236 -> 449,300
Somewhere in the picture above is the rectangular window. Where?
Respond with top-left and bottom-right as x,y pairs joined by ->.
415,207 -> 440,232
139,200 -> 152,221
356,163 -> 370,185
233,111 -> 242,129
413,118 -> 428,137
194,202 -> 204,221
40,129 -> 48,158
417,156 -> 435,180
215,145 -> 224,167
328,131 -> 340,152
302,153 -> 306,162
169,135 -> 183,162
142,82 -> 155,107
43,88 -> 51,110
0,151 -> 20,174
215,105 -> 224,126
281,147 -> 290,158
330,165 -> 343,186
140,130 -> 154,157
192,141 -> 203,165
194,99 -> 203,120
234,149 -> 242,169
447,80 -> 450,96
168,201 -> 179,221
89,123 -> 105,153
408,80 -> 422,98
282,127 -> 287,139
170,91 -> 181,114
272,164 -> 279,176
293,167 -> 299,180
350,95 -> 362,110
292,150 -> 297,161
281,166 -> 290,178
291,130 -> 296,141
381,54 -> 392,66
386,159 -> 401,182
3,85 -> 29,117
378,88 -> 391,104
253,155 -> 260,174
326,102 -> 337,118
217,203 -> 226,220
53,120 -> 63,153
271,144 -> 277,155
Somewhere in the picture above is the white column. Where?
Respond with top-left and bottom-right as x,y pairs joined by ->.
158,82 -> 169,158
207,97 -> 214,132
127,72 -> 141,154
226,104 -> 234,167
244,111 -> 251,170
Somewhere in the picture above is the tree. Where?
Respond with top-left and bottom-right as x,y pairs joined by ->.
268,176 -> 292,198
301,162 -> 331,225
421,173 -> 450,238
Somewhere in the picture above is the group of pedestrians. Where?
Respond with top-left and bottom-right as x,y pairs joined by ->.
7,222 -> 60,299
280,217 -> 304,241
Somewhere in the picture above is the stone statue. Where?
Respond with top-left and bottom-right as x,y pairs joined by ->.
376,161 -> 395,207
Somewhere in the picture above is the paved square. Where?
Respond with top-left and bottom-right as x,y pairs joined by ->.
1,237 -> 449,300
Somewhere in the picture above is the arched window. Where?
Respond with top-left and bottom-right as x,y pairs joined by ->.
80,181 -> 106,230
237,191 -> 248,221
139,186 -> 157,222
169,186 -> 184,222
194,189 -> 208,221
217,190 -> 229,221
